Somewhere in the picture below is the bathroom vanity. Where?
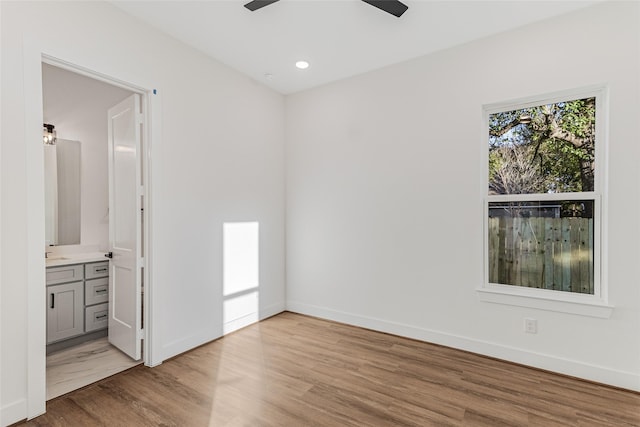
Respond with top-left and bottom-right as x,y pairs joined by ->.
46,253 -> 110,353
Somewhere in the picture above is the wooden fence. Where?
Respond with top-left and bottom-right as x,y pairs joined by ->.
488,216 -> 594,294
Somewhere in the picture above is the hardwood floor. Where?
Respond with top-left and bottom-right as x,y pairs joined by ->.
47,337 -> 141,400
18,312 -> 640,426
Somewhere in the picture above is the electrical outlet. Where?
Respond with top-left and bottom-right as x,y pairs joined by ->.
524,318 -> 537,334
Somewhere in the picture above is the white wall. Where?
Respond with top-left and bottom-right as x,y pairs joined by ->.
2,1 -> 638,425
286,1 -> 640,391
42,63 -> 133,250
1,1 -> 285,425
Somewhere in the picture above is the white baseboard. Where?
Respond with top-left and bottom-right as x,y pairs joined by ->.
160,302 -> 286,362
260,301 -> 286,320
286,300 -> 640,392
224,313 -> 258,335
224,302 -> 286,335
161,328 -> 223,362
1,398 -> 26,427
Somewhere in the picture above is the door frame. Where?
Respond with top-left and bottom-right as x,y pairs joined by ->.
23,48 -> 160,419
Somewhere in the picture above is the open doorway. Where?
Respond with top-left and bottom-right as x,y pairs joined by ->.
42,62 -> 146,399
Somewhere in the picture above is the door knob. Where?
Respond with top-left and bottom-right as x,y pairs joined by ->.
105,252 -> 113,259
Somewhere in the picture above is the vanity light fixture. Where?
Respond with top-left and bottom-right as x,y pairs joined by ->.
43,123 -> 57,145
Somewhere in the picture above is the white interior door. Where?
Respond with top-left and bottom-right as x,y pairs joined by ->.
107,93 -> 142,360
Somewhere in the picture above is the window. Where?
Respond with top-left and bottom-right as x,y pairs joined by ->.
480,87 -> 611,317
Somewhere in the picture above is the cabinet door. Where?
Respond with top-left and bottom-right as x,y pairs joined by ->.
47,281 -> 84,343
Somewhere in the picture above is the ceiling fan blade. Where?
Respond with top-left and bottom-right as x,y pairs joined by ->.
361,0 -> 408,17
244,0 -> 280,12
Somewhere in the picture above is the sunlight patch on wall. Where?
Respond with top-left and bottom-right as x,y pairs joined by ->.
223,222 -> 259,334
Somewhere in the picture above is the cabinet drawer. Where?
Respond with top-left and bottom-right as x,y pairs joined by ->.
46,264 -> 84,285
85,261 -> 109,279
85,303 -> 109,332
85,277 -> 109,306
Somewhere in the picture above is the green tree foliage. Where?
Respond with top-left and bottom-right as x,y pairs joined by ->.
488,97 -> 596,194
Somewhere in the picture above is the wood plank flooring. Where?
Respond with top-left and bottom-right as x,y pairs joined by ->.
18,312 -> 640,426
46,337 -> 141,400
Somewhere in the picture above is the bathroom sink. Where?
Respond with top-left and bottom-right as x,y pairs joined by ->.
46,255 -> 69,260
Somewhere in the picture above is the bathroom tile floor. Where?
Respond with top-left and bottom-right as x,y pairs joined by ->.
46,337 -> 141,400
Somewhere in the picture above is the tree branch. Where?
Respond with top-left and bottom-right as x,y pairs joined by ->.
489,117 -> 522,138
548,127 -> 587,148
539,107 -> 588,148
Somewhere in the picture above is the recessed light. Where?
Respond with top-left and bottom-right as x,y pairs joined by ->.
295,60 -> 310,70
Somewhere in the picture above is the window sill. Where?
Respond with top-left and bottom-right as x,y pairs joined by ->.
477,287 -> 614,318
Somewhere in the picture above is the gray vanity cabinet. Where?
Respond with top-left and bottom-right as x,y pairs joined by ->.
46,260 -> 110,345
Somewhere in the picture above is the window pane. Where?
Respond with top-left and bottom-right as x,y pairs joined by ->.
488,200 -> 594,294
488,97 -> 596,194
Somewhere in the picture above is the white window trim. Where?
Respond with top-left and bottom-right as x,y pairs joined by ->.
479,85 -> 613,318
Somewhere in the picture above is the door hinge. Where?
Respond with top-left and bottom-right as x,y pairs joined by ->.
137,328 -> 145,340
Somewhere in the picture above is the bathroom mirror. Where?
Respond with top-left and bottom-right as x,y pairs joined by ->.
44,139 -> 81,246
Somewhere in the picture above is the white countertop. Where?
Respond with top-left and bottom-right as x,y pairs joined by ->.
45,252 -> 108,267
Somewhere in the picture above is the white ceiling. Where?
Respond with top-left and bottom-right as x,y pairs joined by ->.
111,0 -> 599,94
